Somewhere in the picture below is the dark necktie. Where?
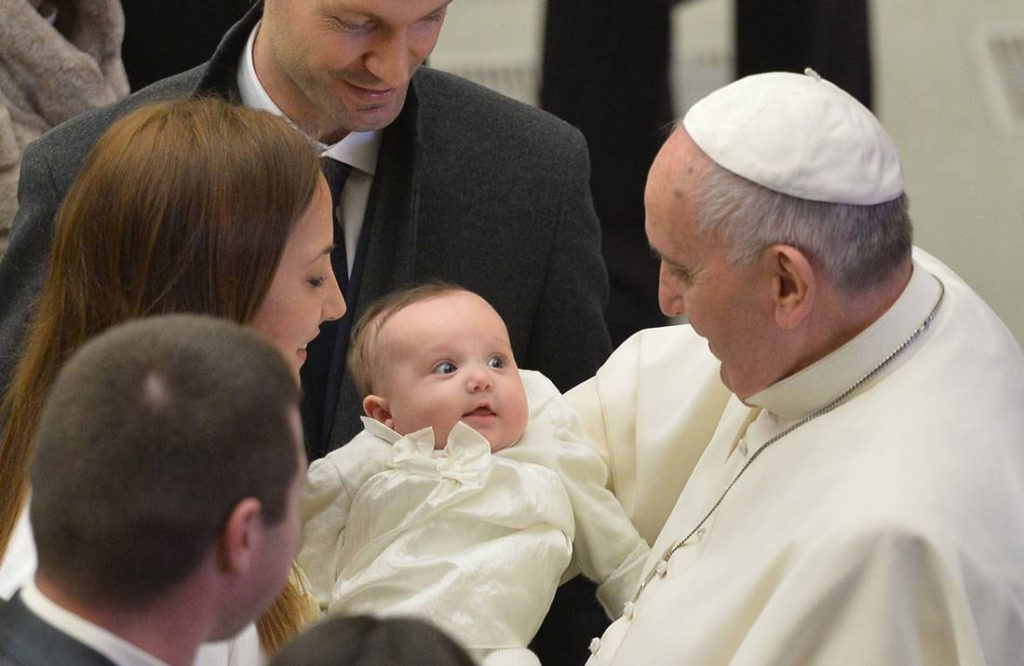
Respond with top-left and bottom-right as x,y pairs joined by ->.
320,157 -> 353,289
300,157 -> 352,457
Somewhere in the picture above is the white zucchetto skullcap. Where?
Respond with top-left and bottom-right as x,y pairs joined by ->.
683,68 -> 904,205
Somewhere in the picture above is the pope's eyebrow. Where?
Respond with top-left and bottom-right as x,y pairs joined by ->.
650,247 -> 692,275
649,246 -> 669,262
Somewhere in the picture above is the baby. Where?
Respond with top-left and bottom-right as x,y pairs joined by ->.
298,284 -> 649,666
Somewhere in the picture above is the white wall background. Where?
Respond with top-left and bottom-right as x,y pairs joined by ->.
433,0 -> 1024,344
874,0 -> 1024,344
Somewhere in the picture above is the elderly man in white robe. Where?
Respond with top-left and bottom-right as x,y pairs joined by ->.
570,69 -> 1024,665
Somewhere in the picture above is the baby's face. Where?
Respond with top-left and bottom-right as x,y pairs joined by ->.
372,291 -> 528,451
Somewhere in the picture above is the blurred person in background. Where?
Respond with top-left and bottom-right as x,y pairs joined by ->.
541,0 -> 674,349
118,0 -> 249,90
0,0 -> 128,258
736,0 -> 873,108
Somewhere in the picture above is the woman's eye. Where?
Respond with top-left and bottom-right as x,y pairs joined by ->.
433,361 -> 456,375
487,356 -> 505,369
308,276 -> 326,288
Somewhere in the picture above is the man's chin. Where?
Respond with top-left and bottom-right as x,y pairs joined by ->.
328,87 -> 407,131
349,102 -> 404,131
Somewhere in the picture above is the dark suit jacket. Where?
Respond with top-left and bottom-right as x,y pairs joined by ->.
0,593 -> 116,666
0,4 -> 612,455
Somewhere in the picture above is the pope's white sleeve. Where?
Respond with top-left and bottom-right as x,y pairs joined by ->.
560,373 -> 614,489
566,326 -> 732,546
515,371 -> 650,618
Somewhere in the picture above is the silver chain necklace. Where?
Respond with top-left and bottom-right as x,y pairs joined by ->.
622,275 -> 946,618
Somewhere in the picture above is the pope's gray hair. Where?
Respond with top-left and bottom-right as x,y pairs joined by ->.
696,161 -> 913,291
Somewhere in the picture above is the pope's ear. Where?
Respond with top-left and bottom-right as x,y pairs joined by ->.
767,244 -> 815,329
363,395 -> 393,428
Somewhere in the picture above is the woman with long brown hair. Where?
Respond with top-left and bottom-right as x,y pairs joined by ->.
0,97 -> 345,660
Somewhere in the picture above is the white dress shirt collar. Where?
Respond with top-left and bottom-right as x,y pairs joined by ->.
236,21 -> 380,174
21,578 -> 169,666
747,261 -> 942,421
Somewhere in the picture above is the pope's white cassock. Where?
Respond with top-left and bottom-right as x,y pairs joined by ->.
568,249 -> 1024,665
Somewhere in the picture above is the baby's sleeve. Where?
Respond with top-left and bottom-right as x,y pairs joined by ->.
297,433 -> 391,610
513,371 -> 651,618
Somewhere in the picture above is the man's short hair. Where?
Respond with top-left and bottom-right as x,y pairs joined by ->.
348,281 -> 467,398
29,314 -> 302,607
697,160 -> 913,292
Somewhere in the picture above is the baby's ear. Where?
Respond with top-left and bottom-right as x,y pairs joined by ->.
363,395 -> 393,427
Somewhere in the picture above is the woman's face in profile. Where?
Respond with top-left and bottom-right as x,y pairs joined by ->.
250,176 -> 346,377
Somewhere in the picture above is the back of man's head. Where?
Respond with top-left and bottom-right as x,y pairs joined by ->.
29,314 -> 302,608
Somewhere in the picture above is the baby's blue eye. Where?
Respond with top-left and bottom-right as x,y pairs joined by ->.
487,356 -> 505,369
433,361 -> 456,375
